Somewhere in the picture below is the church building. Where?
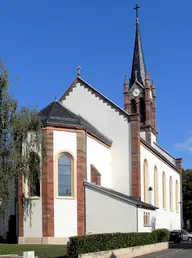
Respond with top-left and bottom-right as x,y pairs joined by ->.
0,8 -> 182,244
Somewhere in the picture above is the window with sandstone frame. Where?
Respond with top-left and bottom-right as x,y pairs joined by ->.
55,152 -> 75,199
162,172 -> 166,209
143,159 -> 149,203
143,212 -> 150,227
154,166 -> 158,207
175,180 -> 179,213
169,176 -> 173,212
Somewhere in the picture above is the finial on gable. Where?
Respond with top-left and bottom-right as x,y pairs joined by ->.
77,65 -> 81,77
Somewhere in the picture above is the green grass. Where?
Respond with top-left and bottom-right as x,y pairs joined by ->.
0,244 -> 67,258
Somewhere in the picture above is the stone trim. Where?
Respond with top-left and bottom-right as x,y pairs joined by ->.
18,237 -> 69,245
60,76 -> 130,120
140,138 -> 181,173
60,78 -> 77,101
42,126 -> 83,133
130,113 -> 141,199
90,164 -> 101,185
42,126 -> 111,148
54,150 -> 77,199
78,242 -> 168,258
42,129 -> 54,237
77,132 -> 86,236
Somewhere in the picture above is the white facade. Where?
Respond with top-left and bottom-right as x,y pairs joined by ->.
24,200 -> 42,238
53,130 -> 78,238
140,143 -> 181,231
86,136 -> 112,188
85,185 -> 137,234
11,77 -> 181,243
137,208 -> 156,233
63,82 -> 132,196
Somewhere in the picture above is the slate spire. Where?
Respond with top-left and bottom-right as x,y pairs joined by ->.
130,6 -> 146,87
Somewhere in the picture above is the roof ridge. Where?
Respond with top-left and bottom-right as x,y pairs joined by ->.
39,101 -> 55,115
40,100 -> 112,146
59,101 -> 80,120
76,76 -> 130,118
84,181 -> 157,210
49,101 -> 59,117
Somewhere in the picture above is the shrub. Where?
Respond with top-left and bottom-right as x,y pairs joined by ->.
151,229 -> 170,243
67,232 -> 158,258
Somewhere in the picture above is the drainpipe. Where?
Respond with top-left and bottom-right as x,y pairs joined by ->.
180,169 -> 183,230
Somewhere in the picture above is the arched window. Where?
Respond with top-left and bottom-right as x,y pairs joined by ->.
169,176 -> 173,211
28,152 -> 40,197
162,172 -> 166,209
58,154 -> 73,197
143,160 -> 149,203
176,180 -> 179,212
131,99 -> 137,113
154,166 -> 158,206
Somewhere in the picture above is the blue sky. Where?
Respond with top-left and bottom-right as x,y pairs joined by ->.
1,1 -> 192,168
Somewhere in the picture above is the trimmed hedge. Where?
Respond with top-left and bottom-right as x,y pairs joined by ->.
67,229 -> 170,258
152,228 -> 170,243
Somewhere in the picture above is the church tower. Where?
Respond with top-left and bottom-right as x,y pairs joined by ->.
124,5 -> 157,144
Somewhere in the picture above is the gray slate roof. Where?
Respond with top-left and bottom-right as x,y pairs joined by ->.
39,101 -> 112,146
130,18 -> 146,87
84,181 -> 157,210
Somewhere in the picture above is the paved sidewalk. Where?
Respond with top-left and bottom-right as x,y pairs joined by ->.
136,243 -> 192,258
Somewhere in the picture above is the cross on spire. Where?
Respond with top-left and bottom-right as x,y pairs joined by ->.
77,65 -> 81,77
134,4 -> 140,19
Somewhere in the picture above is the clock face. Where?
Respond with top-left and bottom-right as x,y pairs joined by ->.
133,88 -> 140,97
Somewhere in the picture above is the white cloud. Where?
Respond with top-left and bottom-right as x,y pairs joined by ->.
174,137 -> 192,153
185,131 -> 192,136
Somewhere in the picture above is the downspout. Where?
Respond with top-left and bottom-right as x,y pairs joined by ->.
180,169 -> 183,230
85,131 -> 87,181
84,184 -> 86,235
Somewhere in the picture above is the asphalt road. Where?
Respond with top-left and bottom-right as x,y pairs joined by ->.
137,243 -> 192,258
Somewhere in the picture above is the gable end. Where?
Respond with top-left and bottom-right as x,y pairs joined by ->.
60,76 -> 130,121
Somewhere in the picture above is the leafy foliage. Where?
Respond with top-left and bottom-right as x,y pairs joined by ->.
67,230 -> 170,258
0,60 -> 46,217
182,169 -> 192,225
151,228 -> 170,242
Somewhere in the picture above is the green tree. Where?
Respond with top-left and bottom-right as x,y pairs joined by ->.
182,169 -> 192,227
0,61 -> 46,217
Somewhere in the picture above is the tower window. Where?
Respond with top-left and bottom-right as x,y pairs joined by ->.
131,99 -> 137,113
140,97 -> 146,123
